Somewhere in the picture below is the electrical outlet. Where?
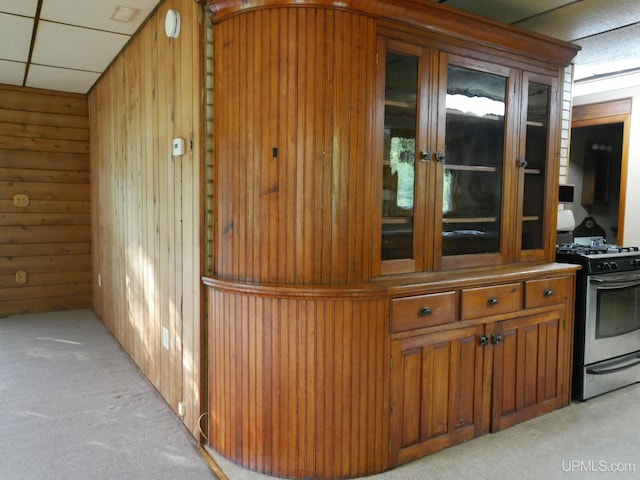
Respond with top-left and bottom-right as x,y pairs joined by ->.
13,194 -> 29,208
15,270 -> 27,284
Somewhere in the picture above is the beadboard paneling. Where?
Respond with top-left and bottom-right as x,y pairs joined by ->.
213,7 -> 376,284
89,0 -> 205,439
207,281 -> 390,478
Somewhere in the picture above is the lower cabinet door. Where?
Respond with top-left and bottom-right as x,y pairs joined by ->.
390,324 -> 490,466
491,308 -> 569,432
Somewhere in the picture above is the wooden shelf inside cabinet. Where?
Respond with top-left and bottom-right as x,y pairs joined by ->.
524,168 -> 542,174
443,217 -> 497,224
385,99 -> 416,109
526,120 -> 545,127
522,216 -> 541,222
446,165 -> 498,172
383,217 -> 413,224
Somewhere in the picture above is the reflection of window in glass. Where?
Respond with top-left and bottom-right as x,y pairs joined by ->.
389,137 -> 415,209
443,169 -> 453,214
446,94 -> 505,118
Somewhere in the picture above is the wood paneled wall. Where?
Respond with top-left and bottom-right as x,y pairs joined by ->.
89,0 -> 205,438
206,279 -> 390,478
214,8 -> 377,284
0,85 -> 91,315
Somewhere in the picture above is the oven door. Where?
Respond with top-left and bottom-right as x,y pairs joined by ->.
585,271 -> 640,365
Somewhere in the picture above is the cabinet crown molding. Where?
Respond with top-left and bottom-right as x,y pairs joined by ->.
196,0 -> 579,66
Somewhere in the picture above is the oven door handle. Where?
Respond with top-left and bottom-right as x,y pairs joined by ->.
586,353 -> 640,375
589,273 -> 640,288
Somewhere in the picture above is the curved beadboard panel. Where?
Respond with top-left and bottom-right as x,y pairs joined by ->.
206,280 -> 391,478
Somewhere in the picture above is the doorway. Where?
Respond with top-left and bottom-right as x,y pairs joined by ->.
570,99 -> 631,245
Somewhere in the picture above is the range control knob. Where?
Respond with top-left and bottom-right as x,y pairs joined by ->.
610,261 -> 618,270
633,259 -> 640,268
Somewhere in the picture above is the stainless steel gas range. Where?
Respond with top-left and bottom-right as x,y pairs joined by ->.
556,237 -> 640,400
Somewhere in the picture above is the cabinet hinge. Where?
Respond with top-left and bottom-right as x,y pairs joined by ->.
376,52 -> 379,65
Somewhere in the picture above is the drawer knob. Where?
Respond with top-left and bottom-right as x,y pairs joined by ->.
543,289 -> 554,298
418,306 -> 433,316
487,297 -> 499,306
493,333 -> 503,345
479,335 -> 489,347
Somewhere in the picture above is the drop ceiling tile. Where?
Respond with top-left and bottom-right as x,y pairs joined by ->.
441,0 -> 572,24
0,60 -> 26,86
573,24 -> 640,80
0,0 -> 39,17
0,13 -> 34,62
40,0 -> 162,35
31,21 -> 129,72
26,64 -> 101,94
515,0 -> 640,41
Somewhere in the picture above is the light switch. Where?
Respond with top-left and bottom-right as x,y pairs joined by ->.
16,271 -> 27,284
172,138 -> 185,156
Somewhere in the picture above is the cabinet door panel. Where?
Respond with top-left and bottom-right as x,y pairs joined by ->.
492,309 -> 567,431
390,325 -> 488,465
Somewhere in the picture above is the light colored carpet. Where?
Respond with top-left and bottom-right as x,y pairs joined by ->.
0,309 -> 215,480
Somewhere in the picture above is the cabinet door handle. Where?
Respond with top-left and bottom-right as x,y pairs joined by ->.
487,297 -> 499,306
420,149 -> 431,162
493,333 -> 503,345
479,335 -> 489,347
418,306 -> 433,316
543,288 -> 554,298
435,150 -> 446,163
517,157 -> 528,168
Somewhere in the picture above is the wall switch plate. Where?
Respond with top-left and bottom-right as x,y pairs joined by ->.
172,138 -> 185,156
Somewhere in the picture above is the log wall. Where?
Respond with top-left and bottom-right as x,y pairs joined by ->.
0,85 -> 91,315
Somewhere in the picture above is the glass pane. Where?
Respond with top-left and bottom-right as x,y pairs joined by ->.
382,52 -> 418,261
522,82 -> 550,250
596,287 -> 640,338
443,65 -> 506,256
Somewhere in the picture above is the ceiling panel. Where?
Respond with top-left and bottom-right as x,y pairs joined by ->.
0,13 -> 35,62
31,21 -> 130,73
1,0 -> 38,17
41,0 -> 162,36
514,0 -> 640,41
26,64 -> 101,93
573,23 -> 640,80
441,0 -> 572,24
0,60 -> 26,86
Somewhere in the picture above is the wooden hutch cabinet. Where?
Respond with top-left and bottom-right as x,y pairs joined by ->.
199,0 -> 580,478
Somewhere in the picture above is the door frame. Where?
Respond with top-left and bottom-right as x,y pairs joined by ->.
571,99 -> 631,243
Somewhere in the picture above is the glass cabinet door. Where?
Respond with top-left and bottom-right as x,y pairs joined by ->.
519,73 -> 557,258
381,50 -> 418,261
438,58 -> 514,265
378,40 -> 433,273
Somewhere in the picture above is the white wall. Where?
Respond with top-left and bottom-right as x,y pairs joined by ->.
572,73 -> 640,246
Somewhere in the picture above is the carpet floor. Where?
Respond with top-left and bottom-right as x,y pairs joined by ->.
0,309 -> 215,480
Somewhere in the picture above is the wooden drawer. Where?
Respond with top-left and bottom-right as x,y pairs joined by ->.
461,283 -> 522,320
391,292 -> 457,333
525,276 -> 571,309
